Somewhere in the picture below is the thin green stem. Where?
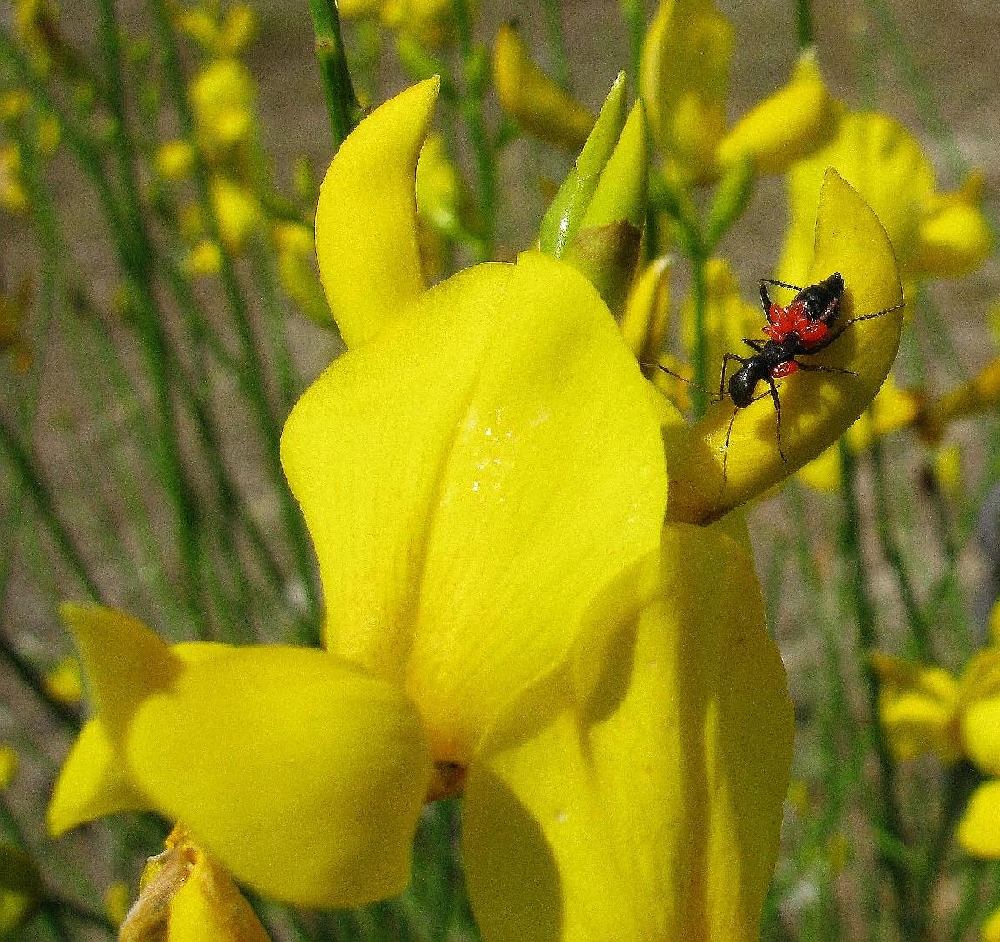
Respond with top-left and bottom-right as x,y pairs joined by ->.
541,0 -> 571,91
307,0 -> 361,149
94,0 -> 205,623
869,441 -> 932,661
838,441 -> 917,937
690,250 -> 709,418
619,0 -> 645,91
148,0 -> 321,635
794,0 -> 814,49
451,0 -> 497,260
0,413 -> 100,602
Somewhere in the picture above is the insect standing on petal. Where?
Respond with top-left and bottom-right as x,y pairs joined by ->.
718,271 -> 905,483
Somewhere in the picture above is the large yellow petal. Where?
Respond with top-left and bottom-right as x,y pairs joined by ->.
667,170 -> 903,524
957,781 -> 1000,859
463,520 -> 793,942
56,605 -> 431,908
282,251 -> 667,763
315,79 -> 438,348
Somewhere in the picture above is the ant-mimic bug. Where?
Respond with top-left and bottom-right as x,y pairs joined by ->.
656,272 -> 904,485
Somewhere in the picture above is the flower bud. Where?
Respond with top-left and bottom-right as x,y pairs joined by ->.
492,23 -> 594,151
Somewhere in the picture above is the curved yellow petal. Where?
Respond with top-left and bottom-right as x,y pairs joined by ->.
621,255 -> 671,363
282,251 -> 667,763
463,520 -> 792,941
778,111 -> 934,287
640,0 -> 732,181
48,718 -> 149,837
958,781 -> 1000,859
492,24 -> 594,152
125,646 -> 431,908
666,170 -> 903,524
315,79 -> 438,348
717,49 -> 835,175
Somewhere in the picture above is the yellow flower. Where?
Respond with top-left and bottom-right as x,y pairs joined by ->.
44,655 -> 83,705
621,255 -> 672,366
0,745 -> 18,790
778,111 -> 992,293
119,825 -> 270,941
177,2 -> 257,57
210,175 -> 262,250
274,221 -> 332,326
0,142 -> 28,215
189,58 -> 256,153
871,653 -> 961,762
51,81 -> 794,938
155,139 -> 195,181
492,23 -> 595,151
641,0 -> 833,183
103,881 -> 129,927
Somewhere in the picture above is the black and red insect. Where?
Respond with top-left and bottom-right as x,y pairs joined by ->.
718,271 -> 902,477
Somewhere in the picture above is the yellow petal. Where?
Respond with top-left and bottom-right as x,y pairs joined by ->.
463,520 -> 793,941
190,59 -> 256,151
282,251 -> 666,763
667,170 -> 903,524
56,605 -> 431,907
960,650 -> 1000,776
640,0 -> 732,181
921,357 -> 1000,442
797,443 -> 841,491
120,825 -> 270,942
984,906 -> 1000,942
126,647 -> 431,907
315,79 -> 438,348
492,24 -> 595,151
958,781 -> 1000,858
778,111 -> 934,287
717,49 -> 835,175
621,255 -> 671,363
48,718 -> 149,836
870,653 -> 960,763
914,171 -> 993,279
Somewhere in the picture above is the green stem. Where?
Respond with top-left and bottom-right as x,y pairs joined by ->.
451,0 -> 497,260
307,0 -> 361,149
619,0 -> 645,91
838,441 -> 917,937
0,413 -> 100,602
794,0 -> 814,49
869,441 -> 932,661
541,0 -> 571,91
690,250 -> 709,418
148,0 -> 322,636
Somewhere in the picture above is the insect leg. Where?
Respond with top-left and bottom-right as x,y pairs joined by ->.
760,277 -> 803,293
795,361 -> 858,376
742,338 -> 767,353
813,300 -> 906,352
765,375 -> 786,463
